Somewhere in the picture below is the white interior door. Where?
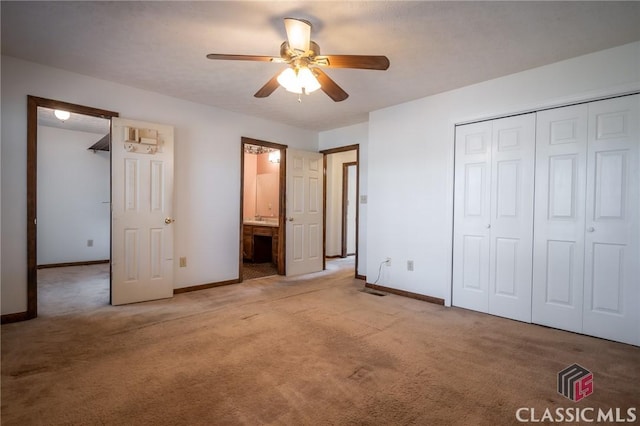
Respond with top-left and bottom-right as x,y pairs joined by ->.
453,121 -> 492,313
346,164 -> 357,255
532,104 -> 588,333
583,95 -> 639,345
286,149 -> 323,276
488,114 -> 535,322
453,114 -> 535,322
111,118 -> 174,305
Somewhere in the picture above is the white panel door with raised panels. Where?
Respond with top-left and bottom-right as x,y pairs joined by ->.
533,104 -> 588,333
453,121 -> 492,313
286,149 -> 323,276
111,118 -> 174,305
488,114 -> 536,322
453,114 -> 535,322
583,95 -> 639,345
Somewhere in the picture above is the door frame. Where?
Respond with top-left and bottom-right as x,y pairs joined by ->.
21,96 -> 118,321
239,137 -> 288,281
341,162 -> 357,257
320,144 -> 360,278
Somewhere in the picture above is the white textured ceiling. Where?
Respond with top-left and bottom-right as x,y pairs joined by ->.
3,1 -> 640,131
38,107 -> 110,135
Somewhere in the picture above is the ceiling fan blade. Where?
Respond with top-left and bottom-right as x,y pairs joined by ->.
284,18 -> 311,53
206,54 -> 277,62
254,72 -> 281,98
315,55 -> 390,70
314,68 -> 348,102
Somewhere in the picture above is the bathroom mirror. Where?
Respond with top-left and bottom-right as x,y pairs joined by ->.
243,146 -> 280,221
255,172 -> 279,218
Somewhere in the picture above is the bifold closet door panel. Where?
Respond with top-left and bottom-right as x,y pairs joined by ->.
583,95 -> 639,346
453,114 -> 535,322
487,114 -> 536,322
532,104 -> 588,333
453,121 -> 492,313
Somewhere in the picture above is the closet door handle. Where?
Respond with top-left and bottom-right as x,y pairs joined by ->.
587,226 -> 595,232
486,224 -> 491,229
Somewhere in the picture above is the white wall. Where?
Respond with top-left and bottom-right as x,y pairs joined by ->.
325,150 -> 357,256
243,153 -> 257,219
37,126 -> 110,264
319,122 -> 369,277
367,41 -> 640,305
1,56 -> 317,315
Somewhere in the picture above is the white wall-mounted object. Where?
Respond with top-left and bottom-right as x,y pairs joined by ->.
123,126 -> 160,154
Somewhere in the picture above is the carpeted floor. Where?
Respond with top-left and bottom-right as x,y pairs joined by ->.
243,261 -> 278,280
1,260 -> 638,425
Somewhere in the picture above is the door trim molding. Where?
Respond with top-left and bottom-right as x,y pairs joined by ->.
320,144 -> 360,275
13,96 -> 119,323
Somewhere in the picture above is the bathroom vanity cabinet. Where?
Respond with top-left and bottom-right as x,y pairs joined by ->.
243,223 -> 279,266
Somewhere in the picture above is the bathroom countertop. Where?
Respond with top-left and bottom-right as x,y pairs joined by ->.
243,220 -> 279,227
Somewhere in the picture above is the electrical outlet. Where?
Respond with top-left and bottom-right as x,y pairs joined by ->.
87,239 -> 93,247
179,257 -> 187,267
385,257 -> 391,266
407,260 -> 414,271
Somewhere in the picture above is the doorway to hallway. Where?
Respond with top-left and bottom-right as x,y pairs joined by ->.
321,144 -> 360,278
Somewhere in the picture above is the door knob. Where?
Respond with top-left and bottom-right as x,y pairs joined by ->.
165,217 -> 175,224
587,226 -> 595,232
288,217 -> 294,222
486,224 -> 491,229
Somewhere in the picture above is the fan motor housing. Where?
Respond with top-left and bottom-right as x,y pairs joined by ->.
280,41 -> 320,61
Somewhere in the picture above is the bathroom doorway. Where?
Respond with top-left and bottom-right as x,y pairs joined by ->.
239,137 -> 287,281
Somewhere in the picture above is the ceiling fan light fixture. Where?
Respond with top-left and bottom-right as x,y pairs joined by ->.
277,66 -> 321,95
277,67 -> 302,93
54,109 -> 71,121
297,67 -> 321,93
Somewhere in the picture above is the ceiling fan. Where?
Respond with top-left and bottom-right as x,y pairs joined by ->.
206,18 -> 390,102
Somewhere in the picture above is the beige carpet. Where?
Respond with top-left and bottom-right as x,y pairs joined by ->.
1,260 -> 638,425
243,262 -> 278,281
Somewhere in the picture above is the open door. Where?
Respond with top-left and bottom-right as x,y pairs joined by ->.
286,149 -> 323,276
111,118 -> 174,305
342,162 -> 357,257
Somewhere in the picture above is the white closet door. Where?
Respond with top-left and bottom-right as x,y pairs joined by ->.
583,95 -> 639,346
488,114 -> 535,322
453,121 -> 492,313
532,105 -> 588,332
